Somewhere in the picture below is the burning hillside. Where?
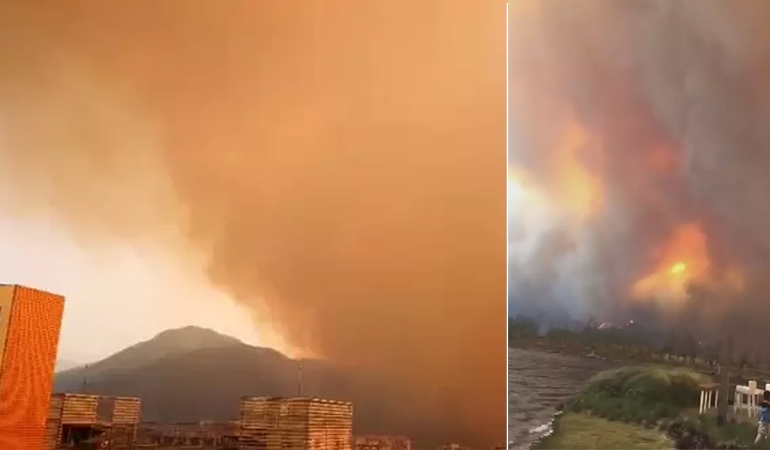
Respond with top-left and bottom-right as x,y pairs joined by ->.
509,0 -> 770,347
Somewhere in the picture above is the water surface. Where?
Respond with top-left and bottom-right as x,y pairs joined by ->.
508,347 -> 615,449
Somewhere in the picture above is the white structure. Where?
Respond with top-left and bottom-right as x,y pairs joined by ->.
734,381 -> 765,417
698,383 -> 719,415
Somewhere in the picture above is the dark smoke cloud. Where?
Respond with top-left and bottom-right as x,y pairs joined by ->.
0,1 -> 506,445
509,0 -> 770,343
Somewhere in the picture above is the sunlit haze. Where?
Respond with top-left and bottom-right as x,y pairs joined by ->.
0,215 -> 281,364
0,1 -> 505,445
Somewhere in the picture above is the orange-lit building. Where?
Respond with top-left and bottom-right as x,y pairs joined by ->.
45,393 -> 142,449
239,397 -> 353,450
0,285 -> 65,450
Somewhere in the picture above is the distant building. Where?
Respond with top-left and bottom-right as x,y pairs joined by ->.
239,397 -> 353,450
137,421 -> 240,448
0,285 -> 65,450
44,393 -> 142,450
355,435 -> 411,450
441,444 -> 470,450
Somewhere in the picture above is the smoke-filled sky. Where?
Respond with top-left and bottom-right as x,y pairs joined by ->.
509,0 -> 770,342
0,1 -> 506,445
0,216 -> 268,365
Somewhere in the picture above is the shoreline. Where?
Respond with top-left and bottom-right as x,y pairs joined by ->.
508,348 -> 613,450
525,365 -> 714,450
523,410 -> 560,450
533,412 -> 675,450
526,364 -> 770,450
509,345 -> 770,449
506,410 -> 560,450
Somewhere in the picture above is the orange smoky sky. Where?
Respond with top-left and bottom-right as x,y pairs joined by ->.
508,0 -> 770,346
0,1 -> 506,445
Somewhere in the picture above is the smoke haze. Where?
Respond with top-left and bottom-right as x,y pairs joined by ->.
509,0 -> 770,345
0,1 -> 506,445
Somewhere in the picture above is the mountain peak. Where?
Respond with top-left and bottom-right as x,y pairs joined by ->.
153,326 -> 243,346
57,325 -> 246,377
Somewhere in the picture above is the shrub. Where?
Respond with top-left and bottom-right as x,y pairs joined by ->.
569,366 -> 705,426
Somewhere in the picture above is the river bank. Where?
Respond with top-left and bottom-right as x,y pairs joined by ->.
534,412 -> 673,449
508,348 -> 616,449
531,365 -> 770,450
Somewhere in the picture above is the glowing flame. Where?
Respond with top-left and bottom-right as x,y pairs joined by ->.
631,223 -> 710,302
553,122 -> 604,218
508,122 -> 603,233
669,262 -> 687,275
630,223 -> 744,304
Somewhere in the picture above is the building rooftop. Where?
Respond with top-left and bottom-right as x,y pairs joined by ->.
52,392 -> 141,401
240,396 -> 352,404
0,284 -> 64,297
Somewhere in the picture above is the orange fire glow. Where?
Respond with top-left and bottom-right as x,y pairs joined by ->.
508,122 -> 603,221
631,223 -> 711,301
630,222 -> 745,303
553,123 -> 604,218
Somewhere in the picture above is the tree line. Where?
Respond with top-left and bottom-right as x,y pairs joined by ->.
510,314 -> 770,370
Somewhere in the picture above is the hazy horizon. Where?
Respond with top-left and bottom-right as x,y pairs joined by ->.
0,214 -> 284,365
0,2 -> 504,444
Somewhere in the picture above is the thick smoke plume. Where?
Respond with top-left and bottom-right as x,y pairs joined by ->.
0,1 -> 506,445
509,0 -> 770,346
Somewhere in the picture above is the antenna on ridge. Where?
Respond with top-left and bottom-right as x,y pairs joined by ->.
81,364 -> 89,394
297,361 -> 303,397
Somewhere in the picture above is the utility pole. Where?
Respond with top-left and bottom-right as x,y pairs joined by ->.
81,364 -> 89,394
297,361 -> 303,397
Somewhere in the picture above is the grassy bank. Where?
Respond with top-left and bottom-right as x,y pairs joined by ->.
566,366 -> 708,424
534,365 -> 770,449
534,413 -> 673,450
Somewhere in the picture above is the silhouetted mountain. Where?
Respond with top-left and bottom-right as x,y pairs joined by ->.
54,327 -> 463,448
57,326 -> 244,382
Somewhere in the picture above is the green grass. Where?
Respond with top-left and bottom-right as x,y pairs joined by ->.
565,365 -> 708,424
545,365 -> 770,448
535,413 -> 673,450
536,365 -> 731,449
691,413 -> 770,449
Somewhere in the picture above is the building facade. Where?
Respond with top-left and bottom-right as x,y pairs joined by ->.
239,397 -> 353,450
45,393 -> 142,450
0,285 -> 65,450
